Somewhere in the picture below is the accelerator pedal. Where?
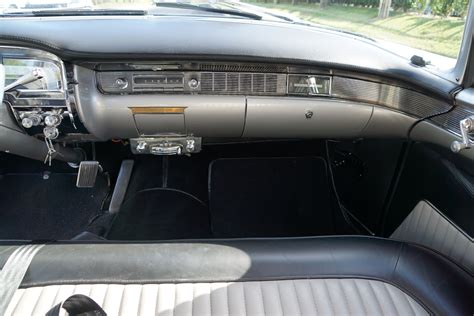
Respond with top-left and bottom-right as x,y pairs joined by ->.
76,161 -> 100,188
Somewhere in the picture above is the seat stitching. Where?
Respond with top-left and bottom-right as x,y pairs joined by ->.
367,280 -> 385,315
421,207 -> 435,245
439,218 -> 451,253
96,284 -> 107,307
10,288 -> 26,315
337,279 -> 351,314
322,279 -> 335,315
276,281 -> 284,316
190,284 -> 194,316
447,232 -> 460,257
258,281 -> 266,316
351,279 -> 368,315
224,283 -> 229,316
51,285 -> 62,307
291,280 -> 302,316
208,283 -> 212,316
242,281 -> 248,316
428,213 -> 441,248
30,284 -> 45,314
85,284 -> 92,297
411,205 -> 424,242
382,282 -> 401,315
307,280 -> 319,315
155,284 -> 160,316
117,285 -> 125,316
137,284 -> 144,316
171,284 -> 177,316
418,204 -> 431,244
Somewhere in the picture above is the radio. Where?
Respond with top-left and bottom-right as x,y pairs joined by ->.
97,71 -> 331,96
97,72 -> 202,94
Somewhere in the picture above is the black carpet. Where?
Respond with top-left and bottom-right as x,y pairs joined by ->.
0,172 -> 109,240
209,157 -> 335,237
107,188 -> 212,240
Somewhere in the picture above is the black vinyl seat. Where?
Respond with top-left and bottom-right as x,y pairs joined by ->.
1,236 -> 473,315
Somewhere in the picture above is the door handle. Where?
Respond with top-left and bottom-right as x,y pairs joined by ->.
451,115 -> 474,153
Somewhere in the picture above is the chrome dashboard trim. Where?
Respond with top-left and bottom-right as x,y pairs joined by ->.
331,76 -> 452,119
431,105 -> 474,138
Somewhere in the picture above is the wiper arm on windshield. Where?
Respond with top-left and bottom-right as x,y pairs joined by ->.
154,2 -> 262,20
1,9 -> 147,17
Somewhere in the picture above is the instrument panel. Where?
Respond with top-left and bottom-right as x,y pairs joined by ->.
0,46 -> 459,147
97,70 -> 331,97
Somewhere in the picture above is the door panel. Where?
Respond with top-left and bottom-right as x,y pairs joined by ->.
383,142 -> 474,237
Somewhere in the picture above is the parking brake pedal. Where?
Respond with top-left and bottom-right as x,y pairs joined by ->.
76,161 -> 100,188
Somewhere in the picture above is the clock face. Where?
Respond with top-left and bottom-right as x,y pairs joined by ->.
288,75 -> 331,96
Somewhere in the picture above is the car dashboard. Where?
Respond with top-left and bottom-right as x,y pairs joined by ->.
0,15 -> 470,159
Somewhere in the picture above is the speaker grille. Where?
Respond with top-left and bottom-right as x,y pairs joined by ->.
199,63 -> 287,73
200,72 -> 287,95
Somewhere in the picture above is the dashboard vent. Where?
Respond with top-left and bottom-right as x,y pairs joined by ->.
200,72 -> 287,95
199,64 -> 287,73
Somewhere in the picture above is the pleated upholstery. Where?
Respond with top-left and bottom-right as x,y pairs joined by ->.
391,200 -> 473,273
5,279 -> 428,316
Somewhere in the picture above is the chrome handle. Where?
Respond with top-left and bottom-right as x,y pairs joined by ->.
451,116 -> 474,153
151,144 -> 183,155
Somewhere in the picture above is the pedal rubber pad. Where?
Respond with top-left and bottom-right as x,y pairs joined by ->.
76,161 -> 100,188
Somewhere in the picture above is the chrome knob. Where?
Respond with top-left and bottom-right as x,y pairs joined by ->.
29,114 -> 42,126
44,114 -> 62,127
451,141 -> 466,153
186,139 -> 195,152
43,126 -> 59,139
136,141 -> 147,153
21,117 -> 34,129
188,78 -> 200,90
115,78 -> 128,89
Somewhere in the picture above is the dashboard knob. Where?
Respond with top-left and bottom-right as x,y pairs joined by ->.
29,114 -> 42,126
136,141 -> 147,153
21,117 -> 34,129
115,78 -> 128,89
188,78 -> 200,90
43,126 -> 59,139
44,114 -> 62,127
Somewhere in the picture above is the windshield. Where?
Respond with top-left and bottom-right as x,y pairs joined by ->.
0,0 -> 470,68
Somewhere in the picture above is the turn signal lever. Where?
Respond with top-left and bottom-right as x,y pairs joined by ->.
3,68 -> 44,92
451,115 -> 474,153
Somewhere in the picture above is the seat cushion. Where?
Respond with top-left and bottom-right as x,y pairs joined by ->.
0,236 -> 472,315
6,279 -> 428,316
391,200 -> 474,274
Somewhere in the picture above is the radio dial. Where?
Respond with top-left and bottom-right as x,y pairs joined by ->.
188,78 -> 200,90
115,78 -> 129,89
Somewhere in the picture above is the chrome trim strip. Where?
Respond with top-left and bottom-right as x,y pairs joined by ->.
332,76 -> 451,119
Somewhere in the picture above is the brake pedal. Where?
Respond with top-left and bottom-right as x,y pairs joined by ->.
76,161 -> 100,188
